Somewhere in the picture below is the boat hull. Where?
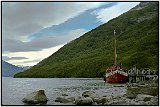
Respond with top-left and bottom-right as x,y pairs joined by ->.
106,73 -> 128,83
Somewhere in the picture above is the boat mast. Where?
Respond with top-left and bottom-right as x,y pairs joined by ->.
120,48 -> 122,69
114,30 -> 116,66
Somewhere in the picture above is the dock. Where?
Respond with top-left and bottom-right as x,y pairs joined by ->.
126,67 -> 158,83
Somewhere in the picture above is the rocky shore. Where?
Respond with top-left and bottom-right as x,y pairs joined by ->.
22,80 -> 158,105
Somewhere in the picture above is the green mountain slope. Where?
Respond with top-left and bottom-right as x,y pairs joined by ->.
14,2 -> 158,78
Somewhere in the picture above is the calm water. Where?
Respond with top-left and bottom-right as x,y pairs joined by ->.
2,77 -> 127,105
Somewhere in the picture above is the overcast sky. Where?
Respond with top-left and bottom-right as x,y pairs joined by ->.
2,2 -> 140,66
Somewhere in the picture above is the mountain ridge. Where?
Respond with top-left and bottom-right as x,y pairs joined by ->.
2,60 -> 26,77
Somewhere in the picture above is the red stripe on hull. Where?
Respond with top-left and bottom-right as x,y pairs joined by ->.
106,73 -> 128,83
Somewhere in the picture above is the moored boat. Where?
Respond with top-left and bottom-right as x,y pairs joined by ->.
105,66 -> 128,83
104,30 -> 128,83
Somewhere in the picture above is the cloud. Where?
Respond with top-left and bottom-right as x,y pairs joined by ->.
2,2 -> 111,53
2,29 -> 87,52
93,2 -> 140,23
30,2 -> 118,40
15,59 -> 43,64
3,44 -> 64,66
2,2 -> 108,41
10,58 -> 43,66
2,56 -> 29,61
2,2 -> 119,53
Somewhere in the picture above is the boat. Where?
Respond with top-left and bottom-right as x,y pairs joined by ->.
104,30 -> 128,83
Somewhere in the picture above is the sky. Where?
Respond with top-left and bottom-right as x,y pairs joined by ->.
2,2 -> 140,66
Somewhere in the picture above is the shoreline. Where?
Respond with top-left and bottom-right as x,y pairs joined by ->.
22,79 -> 158,105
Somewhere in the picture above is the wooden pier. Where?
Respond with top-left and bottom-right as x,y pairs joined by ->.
126,67 -> 158,83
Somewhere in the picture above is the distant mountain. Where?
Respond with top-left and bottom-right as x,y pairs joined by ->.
17,65 -> 32,70
15,2 -> 158,78
2,60 -> 27,77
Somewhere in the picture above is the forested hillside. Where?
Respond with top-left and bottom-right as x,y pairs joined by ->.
14,2 -> 158,78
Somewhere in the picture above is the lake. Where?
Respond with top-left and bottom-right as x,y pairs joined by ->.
2,77 -> 127,105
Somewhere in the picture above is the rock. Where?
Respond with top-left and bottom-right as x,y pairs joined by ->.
55,96 -> 75,103
74,96 -> 82,104
102,95 -> 113,100
126,84 -> 158,98
89,94 -> 100,102
132,83 -> 139,87
123,98 -> 143,105
114,95 -> 123,100
129,100 -> 138,105
126,89 -> 137,99
115,100 -> 126,105
82,91 -> 95,97
61,93 -> 68,96
140,87 -> 158,96
22,90 -> 48,105
66,96 -> 75,103
145,101 -> 150,105
107,99 -> 126,105
92,102 -> 98,105
53,102 -> 74,105
136,94 -> 153,101
97,97 -> 109,105
149,96 -> 158,105
92,97 -> 100,103
103,102 -> 110,105
137,101 -> 147,105
76,97 -> 93,105
55,97 -> 63,102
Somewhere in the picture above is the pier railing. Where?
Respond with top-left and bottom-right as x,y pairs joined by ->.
126,67 -> 158,83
